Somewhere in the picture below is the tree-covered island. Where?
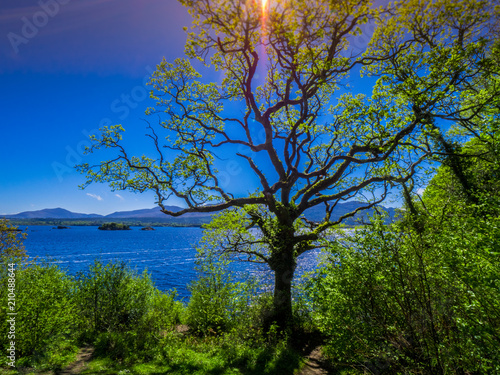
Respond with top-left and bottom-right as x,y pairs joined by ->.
97,222 -> 131,230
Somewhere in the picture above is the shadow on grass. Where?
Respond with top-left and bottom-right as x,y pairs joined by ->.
77,343 -> 305,375
81,361 -> 237,375
74,328 -> 327,375
243,346 -> 303,375
222,339 -> 304,375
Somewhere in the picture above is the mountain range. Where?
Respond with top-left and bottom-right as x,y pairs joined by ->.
3,202 -> 397,225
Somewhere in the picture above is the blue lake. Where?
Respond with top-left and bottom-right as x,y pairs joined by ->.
22,226 -> 324,299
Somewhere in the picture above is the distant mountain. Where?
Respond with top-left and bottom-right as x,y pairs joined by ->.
3,206 -> 214,223
104,206 -> 213,220
5,208 -> 103,219
104,206 -> 178,218
4,202 -> 398,224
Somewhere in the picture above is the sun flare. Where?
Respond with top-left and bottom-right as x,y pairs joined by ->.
261,0 -> 268,18
261,0 -> 269,24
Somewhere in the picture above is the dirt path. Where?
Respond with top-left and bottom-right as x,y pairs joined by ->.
298,347 -> 329,375
56,347 -> 94,375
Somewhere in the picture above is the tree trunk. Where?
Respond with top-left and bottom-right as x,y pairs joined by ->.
270,249 -> 296,331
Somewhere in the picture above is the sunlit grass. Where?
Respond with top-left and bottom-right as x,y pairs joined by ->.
76,331 -> 306,375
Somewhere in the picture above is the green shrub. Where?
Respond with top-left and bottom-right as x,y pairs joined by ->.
0,262 -> 77,369
308,211 -> 500,374
75,260 -> 151,338
186,252 -> 258,335
292,279 -> 316,332
141,287 -> 183,333
74,260 -> 181,360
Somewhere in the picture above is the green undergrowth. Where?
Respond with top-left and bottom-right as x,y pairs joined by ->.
0,255 -> 311,375
79,331 -> 305,375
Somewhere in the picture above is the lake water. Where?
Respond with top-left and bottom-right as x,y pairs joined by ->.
22,226 -> 325,299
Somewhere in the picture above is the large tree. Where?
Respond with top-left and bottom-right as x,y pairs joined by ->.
79,0 -> 498,328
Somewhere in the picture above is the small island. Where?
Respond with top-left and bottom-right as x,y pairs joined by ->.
141,226 -> 155,231
98,223 -> 131,230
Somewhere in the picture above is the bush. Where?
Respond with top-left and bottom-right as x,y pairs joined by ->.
74,260 -> 182,360
186,253 -> 258,335
308,211 -> 500,374
75,260 -> 150,338
0,262 -> 77,369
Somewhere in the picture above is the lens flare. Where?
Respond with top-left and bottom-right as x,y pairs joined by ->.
259,0 -> 269,54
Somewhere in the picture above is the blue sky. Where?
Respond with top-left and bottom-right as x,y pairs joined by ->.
0,0 -> 193,215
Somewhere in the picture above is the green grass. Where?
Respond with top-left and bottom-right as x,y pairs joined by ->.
79,331 -> 306,375
0,323 -> 312,374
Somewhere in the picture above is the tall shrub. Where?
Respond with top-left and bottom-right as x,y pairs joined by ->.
74,260 -> 182,360
186,249 -> 258,335
0,263 -> 77,368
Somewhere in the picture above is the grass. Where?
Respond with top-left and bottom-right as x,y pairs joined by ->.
77,330 -> 306,375
0,326 -> 314,374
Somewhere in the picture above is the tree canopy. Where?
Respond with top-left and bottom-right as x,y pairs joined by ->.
79,0 -> 500,328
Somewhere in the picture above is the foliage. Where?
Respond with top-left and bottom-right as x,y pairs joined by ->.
75,260 -> 147,337
80,330 -> 304,375
0,255 -> 307,374
76,257 -> 306,374
0,262 -> 77,369
74,260 -> 182,360
186,244 -> 260,335
424,138 -> 500,215
0,219 -> 27,261
308,139 -> 500,374
71,257 -> 307,374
